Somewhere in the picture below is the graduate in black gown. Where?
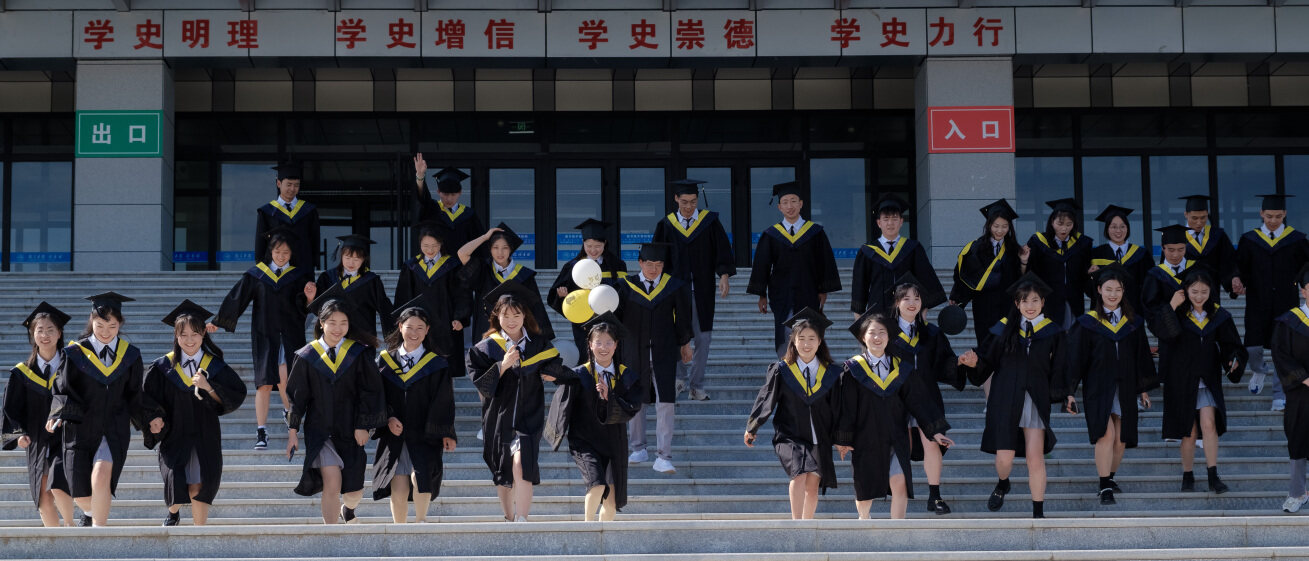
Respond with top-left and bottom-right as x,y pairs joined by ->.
255,162 -> 320,271
309,234 -> 394,341
1271,265 -> 1309,512
144,301 -> 247,526
210,226 -> 314,450
1177,195 -> 1239,300
371,299 -> 458,524
961,273 -> 1068,519
835,313 -> 953,520
545,313 -> 641,521
458,223 -> 554,342
1140,225 -> 1196,336
395,222 -> 471,372
1025,198 -> 1093,329
1086,205 -> 1151,316
851,195 -> 946,318
747,182 -> 842,357
549,219 -> 629,363
468,281 -> 570,522
617,243 -> 694,474
1236,195 -> 1309,411
950,199 -> 1026,346
50,292 -> 164,527
2,303 -> 75,526
412,156 -> 485,258
744,308 -> 840,520
1065,265 -> 1159,506
1153,268 -> 1246,494
285,296 -> 386,525
888,273 -> 966,516
653,179 -> 736,402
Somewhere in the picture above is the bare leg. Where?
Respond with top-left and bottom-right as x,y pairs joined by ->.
1199,407 -> 1219,468
1181,423 -> 1198,472
188,483 -> 209,526
254,386 -> 271,428
411,475 -> 431,523
802,473 -> 821,520
583,485 -> 605,522
1094,416 -> 1118,478
320,466 -> 342,524
36,473 -> 59,527
90,461 -> 112,526
787,475 -> 806,520
889,474 -> 908,519
390,476 -> 411,523
51,488 -> 74,526
1110,416 -> 1125,474
995,450 -> 1016,480
512,452 -> 534,520
277,363 -> 290,413
496,486 -> 513,520
855,499 -> 872,519
919,429 -> 943,485
599,490 -> 617,521
343,490 -> 363,509
1025,428 -> 1047,502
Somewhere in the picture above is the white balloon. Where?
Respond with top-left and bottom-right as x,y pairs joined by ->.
588,284 -> 620,314
571,258 -> 603,290
555,340 -> 580,367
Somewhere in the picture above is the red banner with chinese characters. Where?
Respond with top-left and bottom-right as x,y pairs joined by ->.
927,106 -> 1015,154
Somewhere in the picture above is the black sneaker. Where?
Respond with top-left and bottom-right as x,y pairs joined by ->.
1209,476 -> 1229,495
1098,488 -> 1116,505
1181,471 -> 1195,492
1107,478 -> 1122,493
929,498 -> 951,515
162,511 -> 180,526
78,514 -> 92,527
254,428 -> 268,450
987,480 -> 1010,512
340,505 -> 357,524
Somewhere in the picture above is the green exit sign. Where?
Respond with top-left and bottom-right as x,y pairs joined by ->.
75,111 -> 164,158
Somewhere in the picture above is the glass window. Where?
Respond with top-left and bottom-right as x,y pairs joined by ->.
488,168 -> 536,267
9,162 -> 72,272
1081,111 -> 1206,150
555,168 -> 602,263
1280,156 -> 1309,235
219,162 -> 276,270
1148,156 -> 1209,255
369,215 -> 395,270
809,158 -> 866,259
619,168 -> 664,262
1082,156 -> 1145,248
1217,155 -> 1274,242
748,167 -> 796,256
1015,157 -> 1074,241
173,161 -> 212,271
685,167 -> 732,240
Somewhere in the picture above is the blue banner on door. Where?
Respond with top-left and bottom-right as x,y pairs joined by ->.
833,248 -> 857,259
218,251 -> 256,263
621,232 -> 653,244
558,233 -> 582,244
173,251 -> 209,263
10,252 -> 71,263
512,250 -> 535,260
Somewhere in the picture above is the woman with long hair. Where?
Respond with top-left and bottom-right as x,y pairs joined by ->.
1025,198 -> 1093,329
548,219 -> 628,363
950,199 -> 1027,345
309,234 -> 394,340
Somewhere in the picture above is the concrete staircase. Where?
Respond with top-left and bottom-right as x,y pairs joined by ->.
0,268 -> 1302,560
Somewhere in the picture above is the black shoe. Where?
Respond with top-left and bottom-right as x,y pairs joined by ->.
162,511 -> 180,526
1209,477 -> 1229,494
340,505 -> 357,524
929,498 -> 951,515
254,428 -> 268,450
1107,478 -> 1122,493
1181,471 -> 1195,492
1098,488 -> 1116,505
987,480 -> 1010,512
78,514 -> 92,527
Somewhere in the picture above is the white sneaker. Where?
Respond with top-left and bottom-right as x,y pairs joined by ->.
628,449 -> 649,463
690,389 -> 711,401
514,515 -> 528,522
1137,398 -> 1146,412
1273,399 -> 1287,412
652,457 -> 676,474
476,428 -> 484,440
1196,439 -> 1203,450
1282,495 -> 1308,513
676,380 -> 687,395
1250,371 -> 1266,394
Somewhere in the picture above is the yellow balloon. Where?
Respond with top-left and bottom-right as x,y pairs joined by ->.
562,289 -> 596,324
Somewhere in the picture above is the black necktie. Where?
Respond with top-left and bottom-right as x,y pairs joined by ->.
1173,265 -> 1182,276
788,224 -> 796,235
1193,230 -> 1202,243
601,368 -> 613,388
284,202 -> 294,212
403,355 -> 415,371
426,259 -> 434,268
909,324 -> 917,339
273,266 -> 283,275
885,240 -> 894,253
1108,311 -> 1118,325
184,359 -> 197,375
1023,320 -> 1033,339
1058,239 -> 1066,251
646,280 -> 655,293
328,347 -> 337,362
684,217 -> 693,229
42,363 -> 52,383
1115,247 -> 1124,261
98,345 -> 113,365
803,366 -> 813,389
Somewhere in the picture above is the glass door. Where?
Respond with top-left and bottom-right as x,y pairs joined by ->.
748,166 -> 797,256
488,168 -> 538,268
555,168 -> 603,264
618,167 -> 666,262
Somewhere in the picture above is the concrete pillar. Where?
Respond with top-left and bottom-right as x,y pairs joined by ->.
73,60 -> 174,271
914,57 -> 1015,266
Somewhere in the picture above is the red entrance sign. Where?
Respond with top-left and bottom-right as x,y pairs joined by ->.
927,106 -> 1014,153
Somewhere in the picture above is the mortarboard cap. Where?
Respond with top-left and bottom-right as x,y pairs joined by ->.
162,299 -> 213,327
1259,194 -> 1293,211
264,225 -> 299,243
1045,198 -> 1080,214
307,283 -> 348,317
23,302 -> 70,331
86,292 -> 134,315
1296,263 -> 1309,289
415,221 -> 445,243
847,310 -> 886,342
575,218 -> 611,242
875,194 -> 910,216
1095,205 -> 1135,223
336,234 -> 376,251
490,222 -> 524,253
272,161 -> 302,181
434,167 -> 469,194
1092,262 -> 1134,287
638,242 -> 672,262
782,307 -> 833,333
886,271 -> 924,299
582,311 -> 629,342
1179,264 -> 1217,286
393,294 -> 433,321
481,278 -> 538,309
670,178 -> 705,197
1179,195 -> 1211,213
1006,271 -> 1054,298
1156,224 -> 1190,246
979,199 -> 1019,222
770,181 -> 803,204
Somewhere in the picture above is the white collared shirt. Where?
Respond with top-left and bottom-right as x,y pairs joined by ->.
399,343 -> 425,371
639,272 -> 661,291
1165,259 -> 1186,275
316,337 -> 344,356
862,352 -> 890,376
1020,314 -> 1046,330
1103,307 -> 1122,325
782,217 -> 806,234
278,196 -> 298,209
343,268 -> 359,279
678,209 -> 697,226
422,253 -> 441,268
500,331 -> 531,351
897,316 -> 916,336
179,349 -> 204,372
1263,223 -> 1286,239
1301,304 -> 1309,318
36,352 -> 61,374
991,238 -> 1004,253
89,336 -> 119,366
1191,309 -> 1208,322
268,261 -> 289,275
1109,241 -> 1129,257
878,235 -> 900,251
495,259 -> 516,277
594,255 -> 604,265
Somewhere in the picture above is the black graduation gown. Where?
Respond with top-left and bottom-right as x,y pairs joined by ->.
545,362 -> 640,510
285,339 -> 386,497
652,210 -> 737,329
834,355 -> 949,502
51,338 -> 161,497
1140,261 -> 1193,337
615,274 -> 694,404
851,239 -> 946,316
950,236 -> 1023,344
461,259 -> 554,341
1272,308 -> 1309,460
1065,313 -> 1159,447
1086,243 -> 1152,315
2,356 -> 70,507
314,269 -> 394,340
255,199 -> 320,271
142,354 -> 246,506
415,183 -> 485,257
371,349 -> 456,500
747,222 -> 843,313
1154,307 -> 1247,441
745,361 -> 840,492
1184,225 -> 1238,296
394,255 -> 471,358
469,334 -> 569,487
1236,228 -> 1309,348
1025,232 -> 1094,326
969,318 -> 1066,456
212,263 -> 312,387
891,321 -> 965,458
548,252 -> 629,361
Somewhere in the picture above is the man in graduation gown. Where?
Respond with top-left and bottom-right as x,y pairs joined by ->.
1178,195 -> 1239,300
652,179 -> 736,401
255,162 -> 321,271
1236,194 -> 1309,412
1271,264 -> 1309,512
747,181 -> 843,358
851,194 -> 946,318
618,243 -> 694,474
412,155 -> 485,259
1141,225 -> 1195,336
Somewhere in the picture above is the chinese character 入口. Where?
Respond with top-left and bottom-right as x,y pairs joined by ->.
129,125 -> 148,144
945,119 -> 965,140
981,121 -> 1000,139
